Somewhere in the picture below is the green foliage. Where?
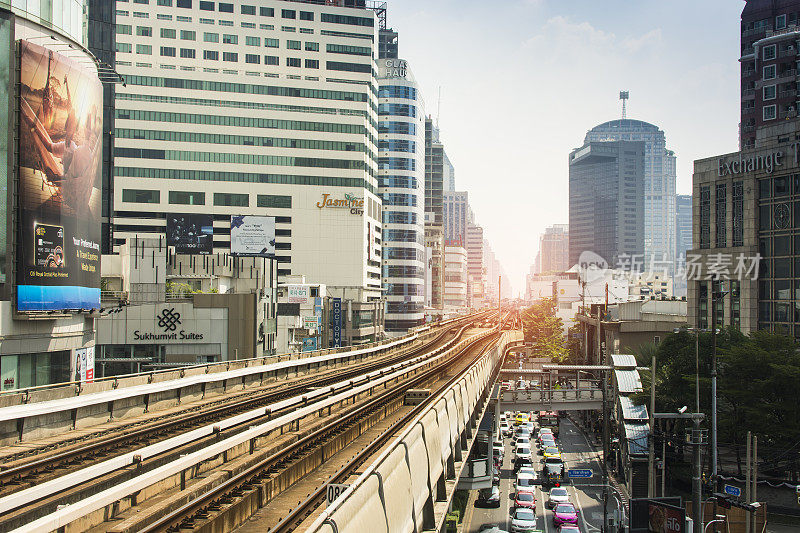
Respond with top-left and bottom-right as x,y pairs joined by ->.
521,298 -> 567,362
635,327 -> 800,458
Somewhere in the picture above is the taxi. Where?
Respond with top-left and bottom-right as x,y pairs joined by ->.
542,446 -> 562,460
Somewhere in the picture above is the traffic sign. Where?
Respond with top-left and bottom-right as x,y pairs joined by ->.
326,483 -> 350,506
724,484 -> 742,497
567,469 -> 593,479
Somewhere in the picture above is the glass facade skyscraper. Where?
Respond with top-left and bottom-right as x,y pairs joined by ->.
584,119 -> 677,273
378,32 -> 425,332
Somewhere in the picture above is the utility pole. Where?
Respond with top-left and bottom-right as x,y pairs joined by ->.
745,431 -> 751,533
752,435 -> 758,533
692,417 -> 704,533
498,275 -> 501,332
661,433 -> 667,496
710,283 -> 725,532
648,354 -> 657,497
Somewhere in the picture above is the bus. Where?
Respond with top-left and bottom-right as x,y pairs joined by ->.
538,410 -> 559,437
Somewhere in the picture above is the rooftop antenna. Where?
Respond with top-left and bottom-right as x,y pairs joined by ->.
620,90 -> 629,119
436,86 -> 441,128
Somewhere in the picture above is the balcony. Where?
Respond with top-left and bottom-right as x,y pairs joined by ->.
779,89 -> 797,99
741,70 -> 755,78
742,88 -> 755,98
780,47 -> 798,58
742,124 -> 756,133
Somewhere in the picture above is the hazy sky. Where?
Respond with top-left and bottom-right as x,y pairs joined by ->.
388,0 -> 743,296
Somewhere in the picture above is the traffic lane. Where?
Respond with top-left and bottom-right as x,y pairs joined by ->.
551,417 -> 607,532
464,436 -> 513,533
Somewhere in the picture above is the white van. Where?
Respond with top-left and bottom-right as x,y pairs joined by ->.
515,472 -> 536,494
515,444 -> 532,461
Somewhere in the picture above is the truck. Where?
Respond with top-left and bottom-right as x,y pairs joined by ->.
541,457 -> 566,487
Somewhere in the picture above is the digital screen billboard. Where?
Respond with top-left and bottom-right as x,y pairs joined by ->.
167,214 -> 213,254
230,215 -> 275,257
17,41 -> 102,311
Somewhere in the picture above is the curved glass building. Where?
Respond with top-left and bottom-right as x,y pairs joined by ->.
377,55 -> 425,332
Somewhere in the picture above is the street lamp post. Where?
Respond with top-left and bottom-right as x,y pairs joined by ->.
710,281 -> 728,533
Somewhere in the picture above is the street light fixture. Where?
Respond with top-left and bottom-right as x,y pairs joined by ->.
703,515 -> 726,533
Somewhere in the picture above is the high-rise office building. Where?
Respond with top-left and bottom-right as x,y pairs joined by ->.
425,118 -> 445,225
584,119 -> 677,273
444,244 -> 467,308
569,141 -> 645,267
443,150 -> 455,192
740,0 -> 800,150
675,194 -> 693,260
377,27 -> 425,332
466,224 -> 484,304
110,0 -> 385,340
539,224 -> 570,273
443,190 -> 472,243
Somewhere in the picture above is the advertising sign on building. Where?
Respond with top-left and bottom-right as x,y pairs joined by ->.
17,41 -> 103,311
647,501 -> 685,533
303,316 -> 318,330
230,215 -> 275,257
287,285 -> 310,304
167,214 -> 213,254
332,297 -> 342,347
74,346 -> 94,383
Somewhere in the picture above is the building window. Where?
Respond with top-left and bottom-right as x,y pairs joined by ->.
218,2 -> 233,13
265,38 -> 279,47
763,44 -> 777,61
246,36 -> 260,46
161,27 -> 176,38
764,104 -> 777,121
776,14 -> 787,30
222,34 -> 237,44
305,59 -> 319,69
136,44 -> 152,54
763,84 -> 776,100
764,64 -> 776,80
116,42 -> 132,53
257,194 -> 292,208
733,181 -> 744,246
305,41 -> 319,52
180,48 -> 195,58
241,4 -> 255,15
203,50 -> 218,60
716,183 -> 727,247
222,51 -> 238,62
214,193 -> 249,206
176,0 -> 191,7
281,9 -> 296,19
199,0 -> 213,10
265,55 -> 279,65
286,57 -> 301,67
700,185 -> 710,249
287,40 -> 301,50
180,30 -> 196,40
300,11 -> 314,21
136,25 -> 152,36
245,53 -> 260,64
160,46 -> 176,57
260,6 -> 274,16
122,189 -> 160,203
169,191 -> 205,205
203,32 -> 218,42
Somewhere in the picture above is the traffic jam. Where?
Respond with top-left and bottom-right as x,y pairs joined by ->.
475,380 -> 582,533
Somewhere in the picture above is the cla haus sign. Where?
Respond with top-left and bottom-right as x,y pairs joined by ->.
316,193 -> 364,215
385,59 -> 407,78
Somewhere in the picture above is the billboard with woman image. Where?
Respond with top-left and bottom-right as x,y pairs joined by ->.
17,40 -> 102,311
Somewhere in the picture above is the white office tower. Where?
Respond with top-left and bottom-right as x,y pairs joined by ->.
377,29 -> 425,332
112,1 -> 383,314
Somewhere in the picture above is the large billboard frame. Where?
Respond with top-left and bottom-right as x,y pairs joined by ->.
16,40 -> 103,312
166,213 -> 213,255
230,215 -> 275,257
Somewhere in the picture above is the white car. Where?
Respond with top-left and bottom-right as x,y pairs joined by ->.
493,445 -> 504,463
516,436 -> 530,447
515,445 -> 532,461
515,472 -> 536,494
510,507 -> 538,532
547,486 -> 571,508
517,466 -> 537,478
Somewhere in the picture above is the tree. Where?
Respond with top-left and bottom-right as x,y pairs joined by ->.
521,298 -> 567,362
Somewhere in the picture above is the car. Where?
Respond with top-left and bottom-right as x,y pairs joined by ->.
515,472 -> 536,493
537,427 -> 553,439
514,456 -> 533,473
514,490 -> 536,510
510,507 -> 538,533
547,487 -> 571,509
500,422 -> 512,437
553,503 -> 579,527
542,458 -> 565,486
515,445 -> 532,461
493,447 -> 504,466
517,466 -> 537,478
543,446 -> 562,460
479,524 -> 510,533
539,437 -> 556,451
516,436 -> 531,447
477,485 -> 501,508
557,526 -> 581,533
493,466 -> 500,485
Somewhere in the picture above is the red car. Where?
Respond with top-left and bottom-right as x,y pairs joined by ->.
514,490 -> 536,510
553,503 -> 578,527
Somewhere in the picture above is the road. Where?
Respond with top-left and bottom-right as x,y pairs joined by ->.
464,416 -> 619,533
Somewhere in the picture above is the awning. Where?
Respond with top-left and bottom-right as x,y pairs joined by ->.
614,369 -> 643,393
618,395 -> 648,420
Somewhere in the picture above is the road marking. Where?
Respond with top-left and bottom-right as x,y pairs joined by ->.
540,485 -> 550,533
570,484 -> 600,532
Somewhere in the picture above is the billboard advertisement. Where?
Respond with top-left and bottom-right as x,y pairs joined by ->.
74,346 -> 95,383
167,214 -> 213,254
332,297 -> 342,347
287,285 -> 310,304
17,41 -> 103,311
230,215 -> 275,257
